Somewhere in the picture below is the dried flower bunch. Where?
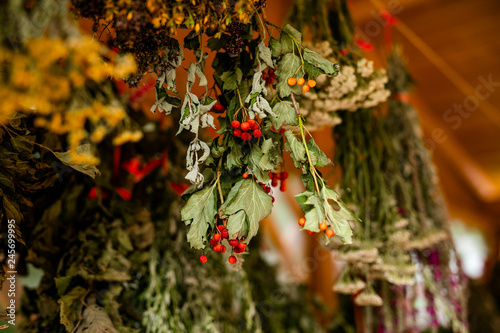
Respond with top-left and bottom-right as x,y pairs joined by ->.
331,47 -> 468,332
299,41 -> 390,131
71,0 -> 267,84
0,3 -> 138,164
288,0 -> 389,132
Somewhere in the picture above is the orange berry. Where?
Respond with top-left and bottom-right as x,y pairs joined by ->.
287,77 -> 297,86
319,222 -> 327,231
242,172 -> 249,179
297,77 -> 305,85
302,85 -> 310,92
308,79 -> 316,87
326,228 -> 335,237
298,217 -> 306,227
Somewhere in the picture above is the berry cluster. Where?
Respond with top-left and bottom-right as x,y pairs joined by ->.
211,102 -> 226,113
298,217 -> 335,237
231,119 -> 262,141
222,23 -> 246,55
287,77 -> 316,92
262,68 -> 275,86
199,224 -> 246,264
270,171 -> 288,192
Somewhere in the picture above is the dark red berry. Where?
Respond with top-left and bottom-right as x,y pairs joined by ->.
231,120 -> 240,128
265,76 -> 275,85
229,239 -> 239,247
265,186 -> 271,194
251,123 -> 259,131
271,178 -> 278,187
241,132 -> 252,141
269,173 -> 274,179
281,171 -> 289,179
237,243 -> 246,251
253,129 -> 262,138
228,255 -> 237,264
234,247 -> 243,253
240,122 -> 250,131
221,229 -> 229,239
210,239 -> 217,246
276,173 -> 282,180
212,102 -> 225,113
217,225 -> 225,231
272,197 -> 275,203
233,129 -> 242,137
220,245 -> 226,253
199,255 -> 208,263
269,68 -> 275,74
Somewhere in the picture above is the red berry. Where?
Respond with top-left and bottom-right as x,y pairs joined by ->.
265,186 -> 271,194
221,229 -> 229,239
233,129 -> 242,137
247,119 -> 256,126
214,244 -> 223,252
281,171 -> 289,179
231,120 -> 240,128
280,183 -> 287,192
276,173 -> 282,180
217,225 -> 225,231
269,172 -> 274,179
253,129 -> 262,138
279,128 -> 286,134
269,68 -> 275,74
272,197 -> 275,203
271,178 -> 278,187
266,76 -> 275,85
250,123 -> 259,131
213,233 -> 221,242
212,245 -> 218,251
238,242 -> 246,251
199,255 -> 208,263
212,102 -> 225,113
229,239 -> 239,247
298,217 -> 306,227
240,122 -> 250,131
228,255 -> 237,264
242,172 -> 249,179
307,230 -> 315,235
210,239 -> 217,246
234,247 -> 243,253
220,245 -> 226,253
241,132 -> 252,141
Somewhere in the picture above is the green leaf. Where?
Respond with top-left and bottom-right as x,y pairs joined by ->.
247,145 -> 272,183
220,69 -> 243,91
258,41 -> 274,68
226,210 -> 248,240
276,53 -> 301,81
258,138 -> 282,171
284,130 -> 307,167
276,81 -> 292,98
227,145 -> 244,170
321,187 -> 354,244
271,101 -> 298,128
219,178 -> 245,212
269,37 -> 282,57
220,179 -> 272,243
304,61 -> 324,77
207,37 -> 223,51
303,48 -> 339,75
307,138 -> 331,167
280,25 -> 301,54
53,144 -> 100,179
181,185 -> 218,249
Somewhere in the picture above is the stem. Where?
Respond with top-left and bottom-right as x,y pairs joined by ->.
236,89 -> 244,108
216,160 -> 224,205
298,116 -> 320,194
252,4 -> 266,41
